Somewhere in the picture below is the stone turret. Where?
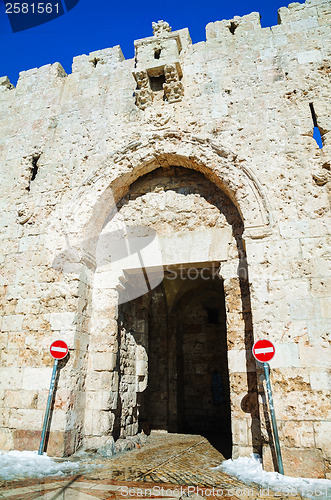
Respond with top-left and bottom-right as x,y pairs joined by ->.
133,20 -> 184,108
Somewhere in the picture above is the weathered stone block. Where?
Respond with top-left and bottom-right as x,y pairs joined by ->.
22,367 -> 52,390
282,420 -> 315,448
13,429 -> 75,457
231,418 -> 249,445
85,371 -> 118,391
297,49 -> 322,64
1,315 -> 24,332
306,319 -> 331,342
310,277 -> 331,297
228,350 -> 256,373
299,342 -> 330,368
314,421 -> 331,453
290,298 -> 321,320
320,297 -> 331,319
84,410 -> 114,436
0,427 -> 14,449
90,352 -> 117,372
309,370 -> 330,391
4,390 -> 38,409
9,409 -> 43,430
274,390 -> 330,421
263,445 -> 325,478
0,367 -> 23,390
49,312 -> 76,331
269,343 -> 300,369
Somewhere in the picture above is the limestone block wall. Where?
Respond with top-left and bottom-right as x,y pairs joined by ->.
0,0 -> 330,477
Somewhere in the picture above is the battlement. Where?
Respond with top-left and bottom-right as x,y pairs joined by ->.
206,11 -> 262,41
0,0 -> 329,91
72,45 -> 124,74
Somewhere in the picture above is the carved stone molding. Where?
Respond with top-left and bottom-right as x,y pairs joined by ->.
163,64 -> 184,103
145,108 -> 173,128
135,88 -> 154,110
312,165 -> 331,186
152,20 -> 172,36
61,131 -> 273,246
17,201 -> 34,224
134,71 -> 153,110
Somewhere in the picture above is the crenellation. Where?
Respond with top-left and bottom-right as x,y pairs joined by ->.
278,3 -> 319,23
0,76 -> 14,90
72,45 -> 125,74
15,62 -> 67,92
231,12 -> 262,33
206,12 -> 262,43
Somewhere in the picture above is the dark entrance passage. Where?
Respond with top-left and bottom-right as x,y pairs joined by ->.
118,267 -> 232,458
174,278 -> 232,457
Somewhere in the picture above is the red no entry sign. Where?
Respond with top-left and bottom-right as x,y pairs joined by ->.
49,340 -> 69,360
252,339 -> 275,362
39,339 -> 69,455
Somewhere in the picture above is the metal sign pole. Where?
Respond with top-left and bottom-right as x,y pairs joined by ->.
263,362 -> 284,475
38,359 -> 58,455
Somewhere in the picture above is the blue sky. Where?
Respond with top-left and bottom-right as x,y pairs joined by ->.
0,0 -> 306,85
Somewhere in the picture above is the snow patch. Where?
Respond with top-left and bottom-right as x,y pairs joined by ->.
215,455 -> 331,498
0,450 -> 93,480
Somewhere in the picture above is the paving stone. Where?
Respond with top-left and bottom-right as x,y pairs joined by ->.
0,434 -> 307,499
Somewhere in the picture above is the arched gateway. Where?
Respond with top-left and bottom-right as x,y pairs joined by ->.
48,135 -> 272,459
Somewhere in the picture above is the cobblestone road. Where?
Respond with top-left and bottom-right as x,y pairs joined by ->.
0,434 -> 307,499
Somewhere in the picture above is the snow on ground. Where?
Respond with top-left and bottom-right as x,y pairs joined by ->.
215,454 -> 331,498
0,450 -> 95,481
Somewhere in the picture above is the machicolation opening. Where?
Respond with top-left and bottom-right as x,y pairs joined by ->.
150,74 -> 166,92
154,48 -> 161,59
228,22 -> 238,35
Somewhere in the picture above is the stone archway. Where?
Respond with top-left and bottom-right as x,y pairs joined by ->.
80,165 -> 262,458
54,131 -> 272,256
47,134 -> 271,456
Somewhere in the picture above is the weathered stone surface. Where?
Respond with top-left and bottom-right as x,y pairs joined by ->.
0,0 -> 330,479
263,445 -> 326,479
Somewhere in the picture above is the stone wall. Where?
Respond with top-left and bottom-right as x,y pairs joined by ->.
0,0 -> 330,478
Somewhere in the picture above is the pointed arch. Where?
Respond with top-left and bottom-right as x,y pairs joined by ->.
51,131 -> 273,263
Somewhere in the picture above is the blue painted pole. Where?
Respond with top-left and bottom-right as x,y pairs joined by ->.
263,362 -> 284,475
38,359 -> 58,455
